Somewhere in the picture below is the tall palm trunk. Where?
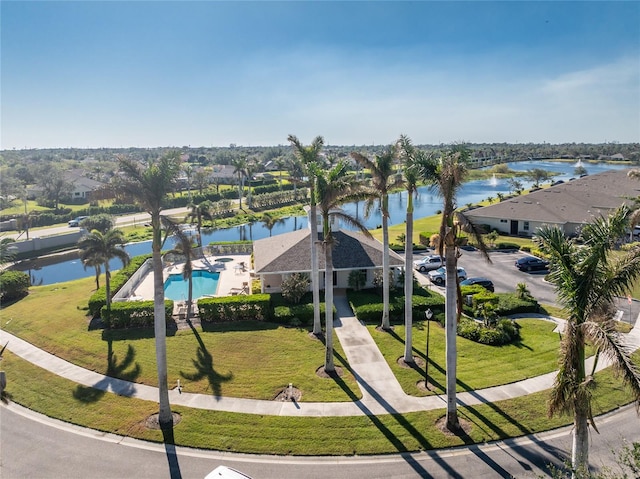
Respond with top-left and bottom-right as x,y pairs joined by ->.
381,195 -> 391,330
444,234 -> 459,431
324,240 -> 335,372
403,204 -> 414,362
572,327 -> 589,474
310,203 -> 321,336
105,266 -> 111,312
186,272 -> 193,324
152,212 -> 171,426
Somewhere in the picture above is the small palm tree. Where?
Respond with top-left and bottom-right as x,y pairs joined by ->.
186,200 -> 214,247
163,217 -> 196,324
78,228 -> 129,312
536,205 -> 640,475
231,157 -> 248,210
316,160 -> 371,372
260,212 -> 285,237
351,148 -> 402,330
288,134 -> 325,337
117,152 -> 181,429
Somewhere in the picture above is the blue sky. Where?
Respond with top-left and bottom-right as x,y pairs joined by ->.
2,1 -> 639,149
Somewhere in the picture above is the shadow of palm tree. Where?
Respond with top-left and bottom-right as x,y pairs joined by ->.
180,321 -> 232,399
329,351 -> 465,477
73,340 -> 141,403
161,423 -> 183,479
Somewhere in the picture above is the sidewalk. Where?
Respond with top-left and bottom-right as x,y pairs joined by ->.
1,297 -> 639,417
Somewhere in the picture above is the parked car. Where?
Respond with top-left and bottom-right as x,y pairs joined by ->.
515,256 -> 549,272
460,277 -> 495,292
205,466 -> 253,479
427,266 -> 467,286
68,216 -> 88,227
413,254 -> 445,272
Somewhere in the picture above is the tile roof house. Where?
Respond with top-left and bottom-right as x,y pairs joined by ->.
65,170 -> 105,201
253,226 -> 404,293
465,169 -> 640,237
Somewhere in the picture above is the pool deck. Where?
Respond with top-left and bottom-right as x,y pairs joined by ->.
130,253 -> 253,302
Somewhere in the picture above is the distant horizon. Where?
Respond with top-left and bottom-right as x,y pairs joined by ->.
2,1 -> 638,150
2,139 -> 638,154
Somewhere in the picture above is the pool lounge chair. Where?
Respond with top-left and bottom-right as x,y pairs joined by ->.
229,282 -> 250,296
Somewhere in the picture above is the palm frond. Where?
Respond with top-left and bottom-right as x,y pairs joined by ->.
582,320 -> 640,411
454,211 -> 492,263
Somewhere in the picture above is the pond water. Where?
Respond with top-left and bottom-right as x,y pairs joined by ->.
14,160 -> 631,285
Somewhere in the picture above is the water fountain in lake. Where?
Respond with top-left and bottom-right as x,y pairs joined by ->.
488,174 -> 498,186
574,159 -> 583,167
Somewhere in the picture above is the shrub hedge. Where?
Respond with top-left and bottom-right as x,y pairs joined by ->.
101,300 -> 174,329
0,270 -> 30,302
347,286 -> 444,324
198,294 -> 271,322
88,254 -> 152,317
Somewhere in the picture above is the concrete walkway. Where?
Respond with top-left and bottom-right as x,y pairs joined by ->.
2,297 -> 639,417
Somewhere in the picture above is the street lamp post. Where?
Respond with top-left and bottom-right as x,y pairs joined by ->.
425,308 -> 433,389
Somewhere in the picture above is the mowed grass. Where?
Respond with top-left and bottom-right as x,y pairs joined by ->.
1,277 -> 361,402
371,319 -> 561,396
1,350 -> 636,455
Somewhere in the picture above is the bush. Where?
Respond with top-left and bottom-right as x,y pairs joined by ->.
456,317 -> 521,345
198,294 -> 271,322
271,292 -> 327,326
101,300 -> 174,329
495,242 -> 520,250
281,273 -> 310,304
88,254 -> 152,317
0,270 -> 30,302
347,287 -> 444,324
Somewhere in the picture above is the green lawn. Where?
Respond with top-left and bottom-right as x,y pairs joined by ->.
370,319 -> 561,396
1,277 -> 361,402
1,350 -> 635,455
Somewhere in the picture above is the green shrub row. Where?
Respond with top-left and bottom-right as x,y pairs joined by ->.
101,300 -> 174,329
197,294 -> 271,322
347,287 -> 444,324
457,318 -> 521,345
88,254 -> 152,317
0,270 -> 30,302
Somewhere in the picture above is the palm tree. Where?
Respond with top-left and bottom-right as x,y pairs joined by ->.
117,152 -> 181,428
426,144 -> 490,432
231,157 -> 248,210
163,217 -> 196,324
82,254 -> 103,290
186,200 -> 214,247
260,212 -> 285,237
536,205 -> 640,475
288,134 -> 324,337
316,159 -> 371,372
78,228 -> 129,311
396,135 -> 435,363
351,148 -> 402,331
0,239 -> 17,265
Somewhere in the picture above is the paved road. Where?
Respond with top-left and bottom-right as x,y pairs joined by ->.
2,401 -> 638,479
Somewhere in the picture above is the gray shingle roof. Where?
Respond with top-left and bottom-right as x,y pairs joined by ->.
253,228 -> 404,274
466,168 -> 640,225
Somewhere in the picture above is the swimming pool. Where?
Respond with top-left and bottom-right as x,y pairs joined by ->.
164,270 -> 220,301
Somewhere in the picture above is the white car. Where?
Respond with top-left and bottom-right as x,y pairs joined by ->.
413,254 -> 445,272
427,266 -> 467,286
205,466 -> 253,479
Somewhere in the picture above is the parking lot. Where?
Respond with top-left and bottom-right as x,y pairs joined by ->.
412,247 -> 639,326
